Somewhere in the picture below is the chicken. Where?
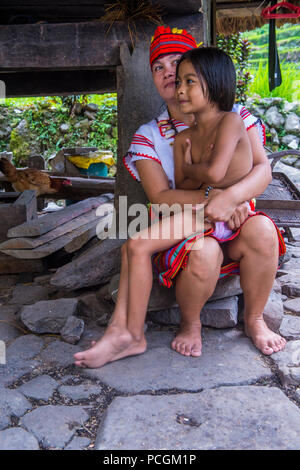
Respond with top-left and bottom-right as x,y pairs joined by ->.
0,157 -> 72,196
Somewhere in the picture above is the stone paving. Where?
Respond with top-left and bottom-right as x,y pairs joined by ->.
0,240 -> 300,450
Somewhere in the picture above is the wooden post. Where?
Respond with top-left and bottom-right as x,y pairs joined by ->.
115,41 -> 163,227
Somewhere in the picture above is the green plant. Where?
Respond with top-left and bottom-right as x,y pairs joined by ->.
248,60 -> 300,101
217,33 -> 253,103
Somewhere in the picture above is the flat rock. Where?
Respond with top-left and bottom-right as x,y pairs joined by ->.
8,284 -> 50,305
279,315 -> 300,340
18,375 -> 58,401
95,386 -> 300,450
50,238 -> 124,291
149,296 -> 239,329
6,334 -> 45,362
82,329 -> 272,393
209,276 -> 242,301
58,384 -> 102,401
64,436 -> 91,450
283,298 -> 300,315
281,259 -> 300,271
272,340 -> 300,387
21,405 -> 89,449
0,322 -> 21,344
40,340 -> 81,367
110,274 -> 242,312
20,298 -> 79,333
0,357 -> 40,388
0,427 -> 39,450
282,283 -> 300,297
201,296 -> 238,328
0,386 -> 32,430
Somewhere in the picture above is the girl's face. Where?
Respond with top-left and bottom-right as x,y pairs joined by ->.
175,60 -> 207,114
151,54 -> 182,103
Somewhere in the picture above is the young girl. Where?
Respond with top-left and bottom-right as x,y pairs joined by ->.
173,47 -> 253,242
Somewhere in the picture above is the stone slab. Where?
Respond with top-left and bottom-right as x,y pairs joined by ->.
64,436 -> 91,450
40,340 -> 81,367
95,386 -> 300,450
0,386 -> 32,430
271,340 -> 300,387
6,334 -> 45,362
149,296 -> 239,329
20,298 -> 79,333
7,284 -> 50,305
18,375 -> 58,401
0,427 -> 39,450
58,384 -> 102,401
279,315 -> 300,340
201,296 -> 238,328
0,322 -> 21,344
0,357 -> 40,388
21,405 -> 89,449
110,274 -> 242,312
284,298 -> 300,315
82,329 -> 272,393
282,283 -> 300,297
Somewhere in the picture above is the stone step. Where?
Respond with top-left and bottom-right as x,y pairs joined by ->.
95,385 -> 300,450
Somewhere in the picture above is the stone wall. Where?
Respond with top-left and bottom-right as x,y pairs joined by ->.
245,97 -> 300,169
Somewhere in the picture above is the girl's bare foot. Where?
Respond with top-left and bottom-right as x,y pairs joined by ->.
171,322 -> 202,357
74,326 -> 147,369
244,316 -> 286,355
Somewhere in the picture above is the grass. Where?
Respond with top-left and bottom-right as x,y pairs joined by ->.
248,61 -> 300,102
3,93 -> 117,109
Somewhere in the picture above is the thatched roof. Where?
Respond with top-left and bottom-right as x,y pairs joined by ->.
216,0 -> 300,35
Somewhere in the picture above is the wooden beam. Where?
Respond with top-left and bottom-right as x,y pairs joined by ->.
0,0 -> 202,23
1,69 -> 116,97
7,194 -> 113,237
0,14 -> 204,71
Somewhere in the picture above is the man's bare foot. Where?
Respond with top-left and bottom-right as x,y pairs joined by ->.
245,316 -> 286,355
74,326 -> 147,369
171,322 -> 202,357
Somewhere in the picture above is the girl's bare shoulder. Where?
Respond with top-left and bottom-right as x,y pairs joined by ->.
174,127 -> 193,144
220,111 -> 244,128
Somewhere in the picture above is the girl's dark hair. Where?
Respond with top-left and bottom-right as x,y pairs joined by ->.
177,47 -> 236,111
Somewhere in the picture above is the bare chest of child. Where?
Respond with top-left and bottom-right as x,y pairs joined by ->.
189,120 -> 253,189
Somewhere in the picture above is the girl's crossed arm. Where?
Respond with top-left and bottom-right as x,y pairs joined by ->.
181,113 -> 244,186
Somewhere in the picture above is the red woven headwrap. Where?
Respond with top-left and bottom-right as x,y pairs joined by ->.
150,26 -> 198,68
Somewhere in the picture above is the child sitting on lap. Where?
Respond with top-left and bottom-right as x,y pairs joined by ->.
173,47 -> 253,241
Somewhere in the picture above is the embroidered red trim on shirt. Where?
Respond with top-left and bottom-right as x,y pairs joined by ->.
123,152 -> 162,181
